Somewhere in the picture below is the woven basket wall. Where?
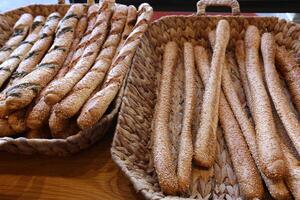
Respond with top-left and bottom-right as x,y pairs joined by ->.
0,1 -> 152,156
111,0 -> 300,199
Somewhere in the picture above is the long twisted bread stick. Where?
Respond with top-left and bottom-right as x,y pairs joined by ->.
44,1 -> 114,106
77,3 -> 153,129
177,42 -> 196,194
276,46 -> 300,114
54,5 -> 128,120
0,16 -> 45,88
0,13 -> 61,118
261,33 -> 300,156
10,13 -> 61,85
194,20 -> 230,168
4,4 -> 85,111
0,14 -> 33,64
235,40 -> 291,200
245,25 -> 286,180
26,15 -> 88,130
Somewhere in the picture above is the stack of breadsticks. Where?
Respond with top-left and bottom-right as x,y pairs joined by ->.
0,1 -> 153,139
153,19 -> 300,199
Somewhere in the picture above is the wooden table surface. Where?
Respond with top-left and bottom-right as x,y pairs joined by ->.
0,132 -> 143,200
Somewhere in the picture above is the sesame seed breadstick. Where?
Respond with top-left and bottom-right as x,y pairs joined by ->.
0,118 -> 15,136
26,127 -> 51,139
194,20 -> 230,168
48,109 -> 70,138
275,46 -> 300,114
235,40 -> 292,200
152,41 -> 178,195
26,16 -> 88,130
77,3 -> 153,129
43,1 -> 114,106
4,4 -> 85,111
245,25 -> 286,180
177,42 -> 196,194
0,16 -> 45,88
7,109 -> 27,133
261,33 -> 300,156
0,14 -> 33,65
54,5 -> 128,120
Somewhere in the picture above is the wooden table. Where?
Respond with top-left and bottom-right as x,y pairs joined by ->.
0,132 -> 143,200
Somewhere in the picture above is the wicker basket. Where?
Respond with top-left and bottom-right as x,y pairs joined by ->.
0,0 -> 153,156
111,0 -> 300,199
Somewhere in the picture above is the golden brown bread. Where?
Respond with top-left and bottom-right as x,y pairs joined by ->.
261,33 -> 300,156
177,42 -> 196,194
245,25 -> 286,180
152,41 -> 179,195
194,19 -> 230,168
236,40 -> 291,200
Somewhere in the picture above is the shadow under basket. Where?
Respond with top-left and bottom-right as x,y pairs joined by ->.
111,0 -> 300,199
0,0 -> 152,156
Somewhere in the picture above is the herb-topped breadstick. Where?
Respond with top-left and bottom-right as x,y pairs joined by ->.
4,4 -> 85,111
26,15 -> 88,130
261,33 -> 300,156
77,3 -> 153,129
0,13 -> 61,118
0,16 -> 45,88
44,1 -> 114,106
245,26 -> 286,180
0,14 -> 33,64
54,5 -> 128,120
10,13 -> 61,84
194,20 -> 230,168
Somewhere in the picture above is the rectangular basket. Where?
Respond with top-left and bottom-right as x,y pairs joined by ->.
111,0 -> 300,199
0,0 -> 153,156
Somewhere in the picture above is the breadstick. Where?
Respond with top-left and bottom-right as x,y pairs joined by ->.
26,16 -> 88,130
10,13 -> 61,84
0,14 -> 33,64
151,41 -> 178,195
54,5 -> 128,119
7,109 -> 27,133
195,45 -> 264,199
245,25 -> 286,180
275,46 -> 300,114
261,33 -> 300,155
64,4 -> 99,71
0,16 -> 45,88
49,108 -> 78,138
4,5 -> 85,111
107,5 -> 137,73
77,3 -> 153,129
194,20 -> 230,168
44,1 -> 114,105
177,42 -> 195,194
235,40 -> 292,200
0,118 -> 15,136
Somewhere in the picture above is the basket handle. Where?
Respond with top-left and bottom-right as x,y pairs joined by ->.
57,0 -> 95,4
197,0 -> 240,16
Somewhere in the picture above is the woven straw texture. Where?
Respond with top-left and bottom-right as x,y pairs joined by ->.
112,0 -> 300,199
0,1 -> 153,156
